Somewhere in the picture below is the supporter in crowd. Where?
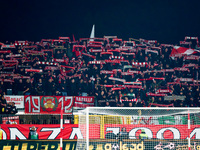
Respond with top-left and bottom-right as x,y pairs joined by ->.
23,79 -> 32,95
0,37 -> 199,111
0,82 -> 6,96
105,101 -> 111,107
0,96 -> 7,113
10,102 -> 18,114
35,78 -> 45,96
118,127 -> 128,139
114,97 -> 122,107
0,96 -> 18,114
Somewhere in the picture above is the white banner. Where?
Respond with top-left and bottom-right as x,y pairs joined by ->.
4,95 -> 24,109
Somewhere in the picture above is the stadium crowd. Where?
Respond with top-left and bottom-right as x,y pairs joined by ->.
0,36 -> 200,111
0,96 -> 18,114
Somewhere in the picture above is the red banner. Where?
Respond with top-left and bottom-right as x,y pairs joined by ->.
2,116 -> 19,124
1,124 -> 200,140
24,96 -> 73,114
104,124 -> 200,140
0,124 -> 78,140
74,96 -> 94,109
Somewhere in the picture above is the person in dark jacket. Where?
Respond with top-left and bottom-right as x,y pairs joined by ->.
10,102 -> 18,114
0,96 -> 7,114
118,127 -> 128,139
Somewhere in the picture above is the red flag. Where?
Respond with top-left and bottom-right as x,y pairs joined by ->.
170,46 -> 199,57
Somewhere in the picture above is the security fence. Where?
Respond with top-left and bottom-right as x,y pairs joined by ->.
0,114 -> 73,124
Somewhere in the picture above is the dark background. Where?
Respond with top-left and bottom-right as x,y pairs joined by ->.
0,0 -> 200,44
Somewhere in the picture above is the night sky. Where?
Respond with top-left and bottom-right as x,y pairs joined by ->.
0,0 -> 200,44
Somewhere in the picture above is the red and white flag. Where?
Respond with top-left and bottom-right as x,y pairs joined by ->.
170,46 -> 199,57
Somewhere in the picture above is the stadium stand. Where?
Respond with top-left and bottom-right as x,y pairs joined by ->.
0,36 -> 200,115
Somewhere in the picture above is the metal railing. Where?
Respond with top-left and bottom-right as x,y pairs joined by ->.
0,114 -> 73,124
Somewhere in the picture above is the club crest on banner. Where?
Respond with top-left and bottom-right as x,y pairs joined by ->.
41,97 -> 58,112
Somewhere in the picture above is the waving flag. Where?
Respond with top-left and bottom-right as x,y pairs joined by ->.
170,46 -> 199,57
89,24 -> 95,41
